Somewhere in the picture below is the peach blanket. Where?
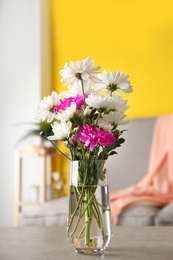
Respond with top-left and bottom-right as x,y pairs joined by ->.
110,114 -> 173,225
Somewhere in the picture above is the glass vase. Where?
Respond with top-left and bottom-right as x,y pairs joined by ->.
67,160 -> 112,255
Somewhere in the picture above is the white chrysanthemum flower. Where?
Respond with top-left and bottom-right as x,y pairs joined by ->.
55,102 -> 76,121
112,93 -> 129,112
86,93 -> 117,109
97,121 -> 113,131
94,70 -> 133,93
60,57 -> 101,87
47,121 -> 72,140
58,90 -> 74,99
35,91 -> 60,122
99,111 -> 127,126
68,80 -> 93,95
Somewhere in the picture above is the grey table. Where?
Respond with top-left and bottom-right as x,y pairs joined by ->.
0,227 -> 173,260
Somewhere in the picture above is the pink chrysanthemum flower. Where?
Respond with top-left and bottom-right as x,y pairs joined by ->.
54,95 -> 87,113
78,124 -> 115,151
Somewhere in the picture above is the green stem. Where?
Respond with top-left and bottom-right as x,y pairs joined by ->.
95,111 -> 102,126
68,167 -> 88,232
97,201 -> 111,211
49,140 -> 71,161
84,188 -> 91,246
69,200 -> 83,238
79,188 -> 96,218
81,79 -> 86,109
93,196 -> 105,240
68,187 -> 85,230
90,204 -> 100,227
92,200 -> 102,228
78,223 -> 85,239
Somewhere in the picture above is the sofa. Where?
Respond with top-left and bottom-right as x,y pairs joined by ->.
19,117 -> 173,226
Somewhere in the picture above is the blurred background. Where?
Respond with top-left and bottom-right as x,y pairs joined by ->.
0,0 -> 173,226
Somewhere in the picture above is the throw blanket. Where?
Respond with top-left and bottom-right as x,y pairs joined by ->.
110,114 -> 173,225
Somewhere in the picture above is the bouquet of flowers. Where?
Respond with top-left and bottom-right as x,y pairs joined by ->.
36,57 -> 132,160
36,57 -> 132,252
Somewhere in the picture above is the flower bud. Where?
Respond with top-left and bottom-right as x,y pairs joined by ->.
40,131 -> 46,137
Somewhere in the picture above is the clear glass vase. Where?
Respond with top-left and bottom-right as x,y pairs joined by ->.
67,160 -> 112,255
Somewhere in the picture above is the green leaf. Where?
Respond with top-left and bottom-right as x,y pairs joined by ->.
106,138 -> 125,153
108,151 -> 117,156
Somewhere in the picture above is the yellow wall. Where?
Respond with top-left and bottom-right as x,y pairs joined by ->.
49,0 -> 173,194
50,0 -> 173,119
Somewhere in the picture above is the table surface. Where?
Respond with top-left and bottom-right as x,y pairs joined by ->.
0,226 -> 173,260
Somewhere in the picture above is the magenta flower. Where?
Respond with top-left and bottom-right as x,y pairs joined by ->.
98,128 -> 115,147
78,124 -> 115,151
54,95 -> 87,113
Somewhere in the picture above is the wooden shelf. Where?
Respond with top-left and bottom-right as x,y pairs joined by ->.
14,145 -> 59,226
